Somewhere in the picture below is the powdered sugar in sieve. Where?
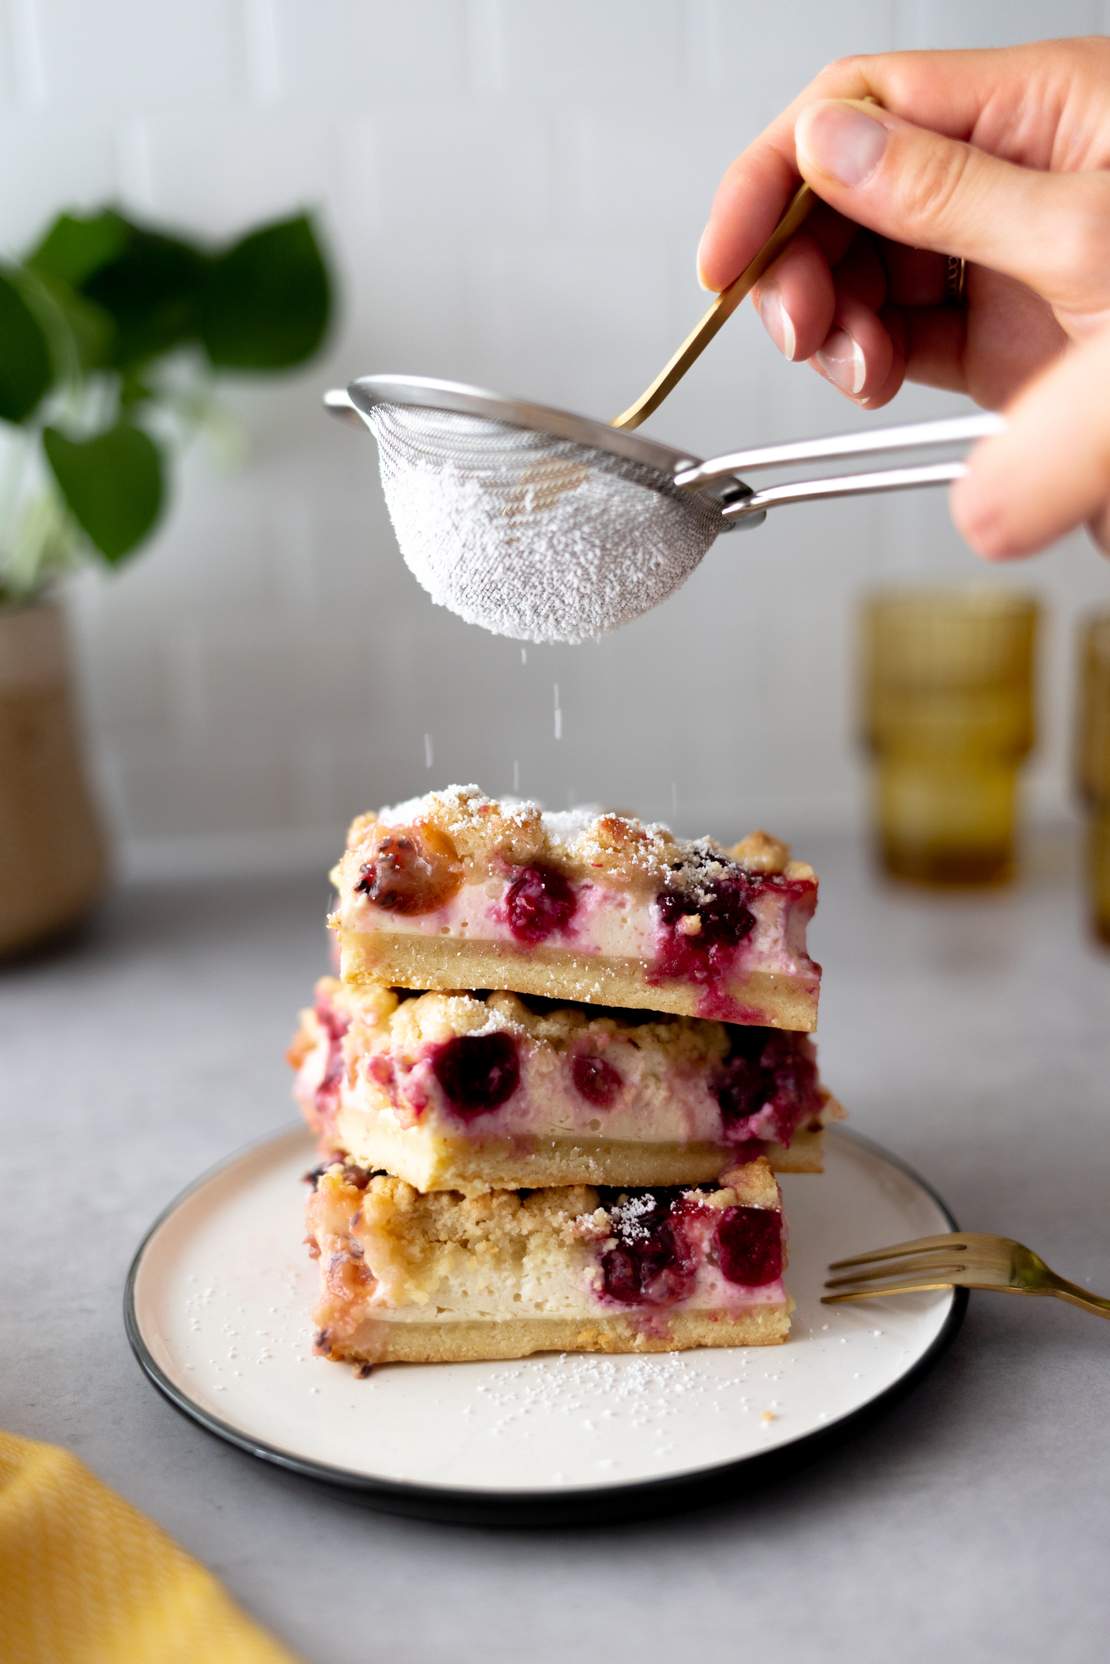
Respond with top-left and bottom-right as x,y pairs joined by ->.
368,402 -> 723,644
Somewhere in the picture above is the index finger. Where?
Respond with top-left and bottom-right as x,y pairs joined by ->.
696,42 -> 1072,292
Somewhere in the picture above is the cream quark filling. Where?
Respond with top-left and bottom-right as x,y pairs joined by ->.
335,876 -> 815,983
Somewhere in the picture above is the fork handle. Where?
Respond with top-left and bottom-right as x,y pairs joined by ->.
1049,1276 -> 1110,1319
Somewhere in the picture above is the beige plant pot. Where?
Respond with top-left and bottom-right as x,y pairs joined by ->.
0,596 -> 108,955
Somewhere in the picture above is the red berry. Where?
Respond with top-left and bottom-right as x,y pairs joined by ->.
716,1206 -> 783,1286
572,1053 -> 622,1108
504,862 -> 577,944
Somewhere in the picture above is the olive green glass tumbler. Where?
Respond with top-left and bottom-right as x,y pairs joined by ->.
859,589 -> 1039,887
1076,611 -> 1110,946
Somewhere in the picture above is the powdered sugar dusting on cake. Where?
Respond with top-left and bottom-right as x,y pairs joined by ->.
377,784 -> 492,827
609,1192 -> 665,1243
540,805 -> 604,845
369,785 -> 796,894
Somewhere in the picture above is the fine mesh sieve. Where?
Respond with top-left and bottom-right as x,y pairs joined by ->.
326,375 -> 1004,645
366,400 -> 729,644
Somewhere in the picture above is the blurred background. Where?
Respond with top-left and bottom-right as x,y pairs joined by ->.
2,0 -> 1108,890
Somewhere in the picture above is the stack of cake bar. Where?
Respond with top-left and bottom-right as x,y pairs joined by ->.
289,786 -> 836,1367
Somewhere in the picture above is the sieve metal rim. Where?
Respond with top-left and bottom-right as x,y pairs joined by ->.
330,374 -> 759,531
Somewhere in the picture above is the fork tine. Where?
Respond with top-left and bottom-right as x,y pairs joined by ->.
823,1263 -> 1018,1303
827,1232 -> 967,1270
824,1256 -> 971,1290
822,1279 -> 962,1304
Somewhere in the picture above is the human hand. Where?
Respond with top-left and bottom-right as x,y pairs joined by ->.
696,38 -> 1110,556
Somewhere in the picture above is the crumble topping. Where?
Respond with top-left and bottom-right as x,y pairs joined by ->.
302,975 -> 816,1077
731,829 -> 791,874
313,1159 -> 775,1254
338,784 -> 811,897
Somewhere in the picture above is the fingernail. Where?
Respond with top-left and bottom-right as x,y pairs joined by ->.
796,102 -> 888,187
816,328 -> 866,395
696,227 -> 716,293
951,478 -> 1012,559
757,286 -> 797,361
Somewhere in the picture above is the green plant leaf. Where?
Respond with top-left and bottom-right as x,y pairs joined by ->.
200,212 -> 331,370
43,421 -> 165,564
118,369 -> 155,409
28,272 -> 116,374
0,265 -> 54,422
27,209 -> 206,368
25,209 -> 130,289
81,222 -> 210,367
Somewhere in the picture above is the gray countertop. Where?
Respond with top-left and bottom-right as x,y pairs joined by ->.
4,833 -> 1109,1663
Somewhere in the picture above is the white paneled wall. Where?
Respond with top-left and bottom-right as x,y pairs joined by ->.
1,0 -> 1107,870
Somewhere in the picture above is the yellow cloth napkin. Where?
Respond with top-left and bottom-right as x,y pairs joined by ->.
0,1430 -> 298,1664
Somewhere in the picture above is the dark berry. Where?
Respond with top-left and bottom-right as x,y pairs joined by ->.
572,1053 -> 622,1108
651,876 -> 755,990
716,1206 -> 783,1286
504,862 -> 577,944
431,1033 -> 520,1120
712,1048 -> 764,1126
354,826 -> 462,915
659,878 -> 755,947
712,1028 -> 821,1146
599,1189 -> 697,1306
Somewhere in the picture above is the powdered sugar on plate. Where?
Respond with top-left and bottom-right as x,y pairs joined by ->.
131,1125 -> 960,1501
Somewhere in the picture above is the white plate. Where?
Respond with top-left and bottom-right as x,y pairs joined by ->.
126,1126 -> 964,1522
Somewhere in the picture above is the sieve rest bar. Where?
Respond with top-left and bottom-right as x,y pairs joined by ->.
323,388 -> 367,429
721,460 -> 969,522
674,411 -> 1004,489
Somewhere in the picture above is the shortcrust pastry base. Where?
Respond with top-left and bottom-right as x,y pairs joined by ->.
329,1118 -> 826,1194
318,1304 -> 792,1365
338,930 -> 819,1032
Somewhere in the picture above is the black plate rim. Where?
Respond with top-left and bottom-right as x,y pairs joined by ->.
124,1124 -> 967,1525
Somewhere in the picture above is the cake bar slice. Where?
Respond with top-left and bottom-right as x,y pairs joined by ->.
290,977 -> 840,1193
305,1156 -> 791,1365
331,786 -> 820,1029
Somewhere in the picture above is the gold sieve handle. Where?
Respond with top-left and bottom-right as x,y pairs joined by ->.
611,180 -> 814,432
613,98 -> 885,432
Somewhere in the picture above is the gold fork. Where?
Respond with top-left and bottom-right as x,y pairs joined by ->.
823,1232 -> 1110,1318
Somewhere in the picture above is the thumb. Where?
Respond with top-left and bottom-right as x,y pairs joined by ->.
951,325 -> 1110,559
794,98 -> 1110,312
